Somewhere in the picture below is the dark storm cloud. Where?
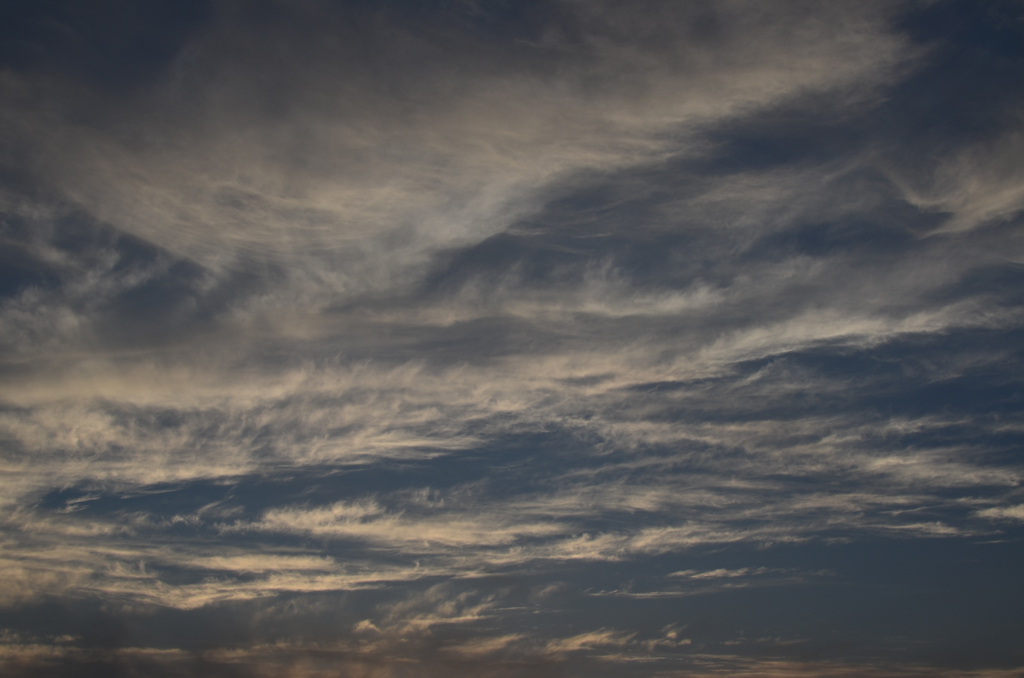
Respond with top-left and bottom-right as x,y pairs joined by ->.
2,0 -> 1024,676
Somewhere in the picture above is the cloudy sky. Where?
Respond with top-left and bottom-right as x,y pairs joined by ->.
1,1 -> 1023,676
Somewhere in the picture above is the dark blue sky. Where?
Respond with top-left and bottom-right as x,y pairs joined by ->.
1,1 -> 1023,676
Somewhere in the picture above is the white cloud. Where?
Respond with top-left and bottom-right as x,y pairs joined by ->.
0,5 -> 1021,671
1,1 -> 911,289
888,127 -> 1024,233
975,504 -> 1024,522
545,628 -> 635,654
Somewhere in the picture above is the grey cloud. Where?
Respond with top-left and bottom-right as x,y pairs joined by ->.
2,1 -> 911,284
2,1 -> 1023,674
885,126 -> 1024,233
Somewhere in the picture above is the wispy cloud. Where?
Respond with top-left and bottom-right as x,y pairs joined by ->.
1,0 -> 1023,674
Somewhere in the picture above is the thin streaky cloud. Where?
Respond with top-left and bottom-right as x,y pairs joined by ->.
1,1 -> 1023,676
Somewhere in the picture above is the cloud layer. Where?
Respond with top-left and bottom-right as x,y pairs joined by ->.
1,0 -> 1023,676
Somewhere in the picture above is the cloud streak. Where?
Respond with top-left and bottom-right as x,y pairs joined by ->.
1,0 -> 1023,675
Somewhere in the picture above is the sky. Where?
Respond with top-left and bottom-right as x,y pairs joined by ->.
1,1 -> 1023,676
